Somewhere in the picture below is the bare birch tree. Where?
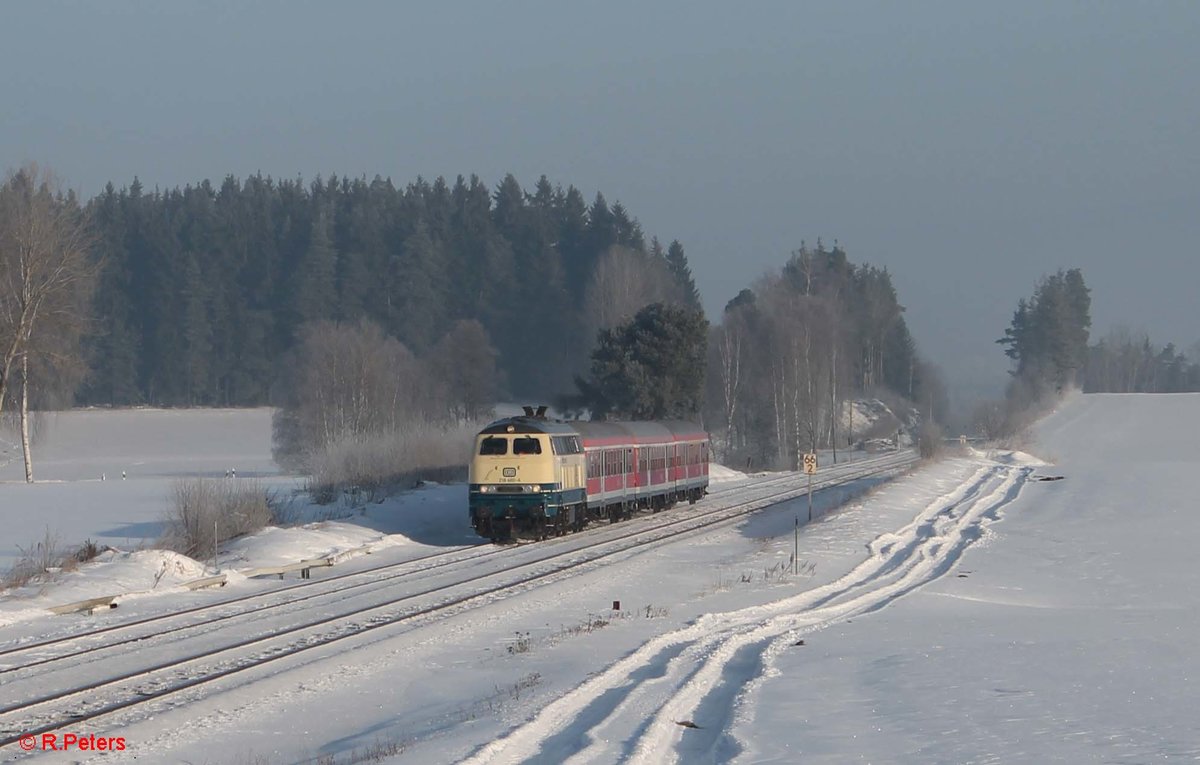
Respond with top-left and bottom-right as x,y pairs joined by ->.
292,319 -> 428,449
714,324 -> 742,462
0,164 -> 96,482
582,245 -> 678,341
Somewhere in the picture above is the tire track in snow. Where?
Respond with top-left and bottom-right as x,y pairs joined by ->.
634,466 -> 1027,765
561,466 -> 1004,765
460,462 -> 1028,765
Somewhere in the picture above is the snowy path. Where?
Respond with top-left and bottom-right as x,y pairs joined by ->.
463,463 -> 1030,764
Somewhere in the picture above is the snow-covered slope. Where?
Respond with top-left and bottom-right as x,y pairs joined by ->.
735,393 -> 1200,763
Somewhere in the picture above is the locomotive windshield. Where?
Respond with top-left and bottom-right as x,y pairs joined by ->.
512,436 -> 542,455
479,436 -> 508,455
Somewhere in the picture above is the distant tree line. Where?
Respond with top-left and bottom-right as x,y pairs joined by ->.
5,163 -> 946,481
80,172 -> 702,408
996,268 -> 1199,401
1082,329 -> 1200,393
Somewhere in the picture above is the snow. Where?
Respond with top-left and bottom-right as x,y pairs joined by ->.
731,393 -> 1200,763
0,408 -> 289,574
2,549 -> 207,613
4,394 -> 1198,764
842,397 -> 909,440
708,464 -> 749,484
0,408 -> 478,625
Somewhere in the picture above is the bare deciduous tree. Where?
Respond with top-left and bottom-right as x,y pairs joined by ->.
272,318 -> 487,497
0,164 -> 96,482
714,324 -> 742,462
292,319 -> 428,450
430,319 -> 500,422
582,245 -> 679,342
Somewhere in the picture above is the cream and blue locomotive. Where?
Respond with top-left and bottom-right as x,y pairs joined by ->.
469,407 -> 710,541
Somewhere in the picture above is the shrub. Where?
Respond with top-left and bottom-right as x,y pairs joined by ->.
1,530 -> 109,590
918,419 -> 944,459
73,538 -> 103,563
161,478 -> 273,558
3,528 -> 60,589
307,420 -> 479,502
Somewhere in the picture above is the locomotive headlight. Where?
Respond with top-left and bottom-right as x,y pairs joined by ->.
527,485 -> 541,493
478,485 -> 493,493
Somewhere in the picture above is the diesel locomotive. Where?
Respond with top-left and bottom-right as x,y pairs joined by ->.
468,407 -> 710,541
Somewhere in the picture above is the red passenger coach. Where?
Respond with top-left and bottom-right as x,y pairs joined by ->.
574,420 -> 709,520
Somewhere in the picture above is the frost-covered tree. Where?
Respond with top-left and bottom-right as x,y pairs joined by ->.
0,164 -> 96,482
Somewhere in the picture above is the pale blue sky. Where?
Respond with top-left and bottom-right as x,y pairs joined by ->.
4,1 -> 1197,406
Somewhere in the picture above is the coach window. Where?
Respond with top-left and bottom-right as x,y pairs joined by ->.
479,437 -> 508,455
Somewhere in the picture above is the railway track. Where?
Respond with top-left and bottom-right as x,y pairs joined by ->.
463,463 -> 1031,765
0,455 -> 863,671
0,451 -> 915,751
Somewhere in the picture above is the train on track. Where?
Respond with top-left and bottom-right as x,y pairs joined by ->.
468,407 -> 710,542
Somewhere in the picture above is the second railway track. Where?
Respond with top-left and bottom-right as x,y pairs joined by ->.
0,458 -> 864,671
0,451 -> 914,751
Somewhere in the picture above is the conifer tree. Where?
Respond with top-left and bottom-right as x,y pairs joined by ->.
665,239 -> 702,310
577,303 -> 708,420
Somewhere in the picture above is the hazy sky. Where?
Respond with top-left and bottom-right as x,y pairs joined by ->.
4,2 -> 1197,407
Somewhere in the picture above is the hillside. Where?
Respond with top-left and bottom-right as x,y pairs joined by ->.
738,393 -> 1200,762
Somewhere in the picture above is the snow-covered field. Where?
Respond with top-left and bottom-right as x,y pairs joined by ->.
737,393 -> 1200,764
0,409 -> 289,573
3,393 -> 1195,764
0,408 -> 492,623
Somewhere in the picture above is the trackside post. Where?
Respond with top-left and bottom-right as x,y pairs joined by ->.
803,452 -> 818,524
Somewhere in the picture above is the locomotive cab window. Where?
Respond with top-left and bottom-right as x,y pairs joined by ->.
479,437 -> 508,455
513,437 -> 542,455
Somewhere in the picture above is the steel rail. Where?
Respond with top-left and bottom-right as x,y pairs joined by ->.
0,456 -> 867,670
0,452 -> 915,749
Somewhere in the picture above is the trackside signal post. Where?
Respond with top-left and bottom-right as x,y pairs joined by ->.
795,452 -> 818,575
803,451 -> 818,521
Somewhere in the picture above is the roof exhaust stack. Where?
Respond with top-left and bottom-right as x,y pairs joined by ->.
522,406 -> 535,417
535,405 -> 548,418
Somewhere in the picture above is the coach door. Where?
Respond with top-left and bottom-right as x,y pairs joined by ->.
629,447 -> 637,489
